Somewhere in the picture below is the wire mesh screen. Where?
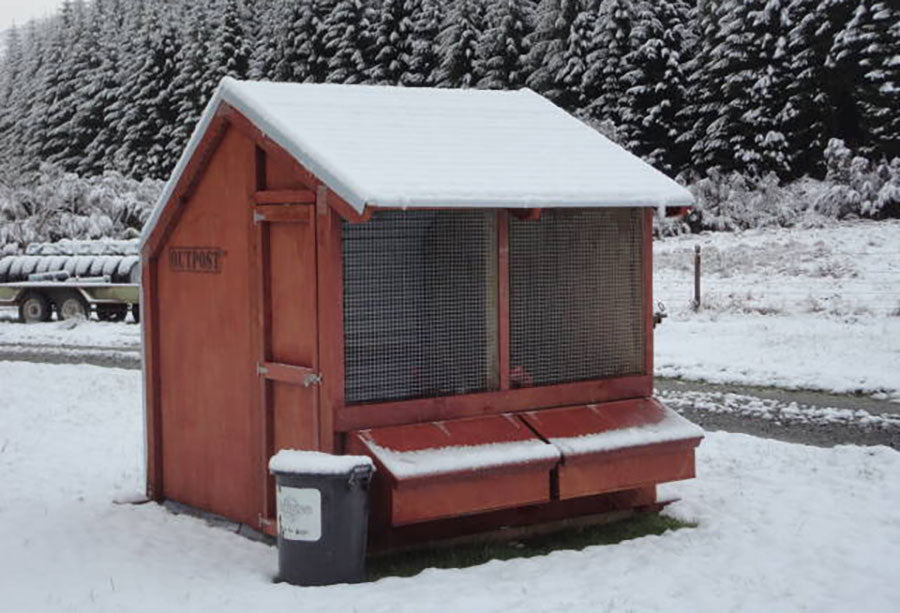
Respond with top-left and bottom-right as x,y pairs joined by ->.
509,208 -> 644,387
343,210 -> 498,404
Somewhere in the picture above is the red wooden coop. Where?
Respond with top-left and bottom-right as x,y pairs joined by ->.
140,78 -> 703,549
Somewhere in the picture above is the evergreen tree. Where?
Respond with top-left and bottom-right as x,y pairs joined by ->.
682,0 -> 793,177
367,0 -> 409,84
525,0 -> 583,105
36,1 -> 82,166
434,0 -> 487,88
79,0 -> 128,175
619,0 -> 693,174
828,0 -> 900,158
477,0 -> 533,90
678,0 -> 730,177
554,8 -> 599,109
400,0 -> 443,87
251,0 -> 290,80
583,0 -> 639,127
0,26 -> 24,171
112,4 -> 182,179
281,0 -> 332,83
210,0 -> 252,88
323,0 -> 374,84
59,0 -> 112,174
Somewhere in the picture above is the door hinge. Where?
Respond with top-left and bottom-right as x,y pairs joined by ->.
256,363 -> 269,376
303,373 -> 323,387
253,211 -> 265,224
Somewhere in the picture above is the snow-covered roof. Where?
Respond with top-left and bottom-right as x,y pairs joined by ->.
143,78 -> 692,245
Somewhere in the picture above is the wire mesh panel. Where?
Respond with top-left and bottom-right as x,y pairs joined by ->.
509,208 -> 644,387
343,210 -> 498,404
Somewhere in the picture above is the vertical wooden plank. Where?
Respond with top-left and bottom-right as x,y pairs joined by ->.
498,211 -> 511,391
643,208 -> 654,378
316,186 -> 342,453
248,146 -> 270,525
141,254 -> 163,500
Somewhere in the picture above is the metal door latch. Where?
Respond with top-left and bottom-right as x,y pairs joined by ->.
303,373 -> 323,387
256,363 -> 269,375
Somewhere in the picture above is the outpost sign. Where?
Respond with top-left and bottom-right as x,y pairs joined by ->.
169,247 -> 226,274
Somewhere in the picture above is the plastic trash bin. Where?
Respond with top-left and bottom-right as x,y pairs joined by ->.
269,450 -> 375,586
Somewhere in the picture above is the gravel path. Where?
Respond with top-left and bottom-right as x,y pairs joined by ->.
2,343 -> 896,449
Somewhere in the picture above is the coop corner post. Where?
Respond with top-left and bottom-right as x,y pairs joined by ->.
141,250 -> 163,501
644,208 -> 655,378
315,184 -> 343,454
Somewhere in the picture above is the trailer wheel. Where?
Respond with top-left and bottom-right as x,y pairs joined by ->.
97,304 -> 128,322
58,293 -> 90,321
131,304 -> 140,324
19,292 -> 52,323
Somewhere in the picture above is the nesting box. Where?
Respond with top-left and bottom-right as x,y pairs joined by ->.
141,78 -> 703,548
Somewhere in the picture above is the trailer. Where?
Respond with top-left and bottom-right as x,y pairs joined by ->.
141,78 -> 703,550
0,240 -> 140,322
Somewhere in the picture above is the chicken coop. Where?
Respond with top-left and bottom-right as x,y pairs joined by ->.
140,78 -> 703,549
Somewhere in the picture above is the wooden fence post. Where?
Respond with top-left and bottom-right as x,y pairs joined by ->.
692,244 -> 701,311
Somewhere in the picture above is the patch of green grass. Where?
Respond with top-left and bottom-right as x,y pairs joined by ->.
367,513 -> 695,581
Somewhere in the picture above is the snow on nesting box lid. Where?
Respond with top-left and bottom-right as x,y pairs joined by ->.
143,78 -> 693,245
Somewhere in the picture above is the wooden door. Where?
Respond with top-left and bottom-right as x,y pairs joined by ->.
252,202 -> 320,524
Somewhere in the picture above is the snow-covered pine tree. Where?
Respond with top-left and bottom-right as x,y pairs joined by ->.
168,0 -> 216,167
323,0 -> 374,84
433,0 -> 487,89
525,0 -> 583,106
742,0 -> 793,177
37,0 -> 84,168
209,0 -> 252,89
583,0 -> 639,128
251,0 -> 290,80
78,0 -> 127,176
399,0 -> 444,87
618,0 -> 693,174
59,0 -> 115,175
683,0 -> 793,177
367,0 -> 409,84
828,0 -> 900,159
0,26 -> 24,171
112,3 -> 182,179
280,0 -> 333,83
477,0 -> 533,90
677,0 -> 730,178
554,8 -> 599,110
781,0 -> 851,177
12,21 -> 49,173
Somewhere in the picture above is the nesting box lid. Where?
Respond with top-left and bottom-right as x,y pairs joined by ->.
143,79 -> 693,245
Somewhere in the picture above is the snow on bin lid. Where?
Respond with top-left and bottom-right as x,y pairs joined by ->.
268,449 -> 374,475
142,78 -> 693,244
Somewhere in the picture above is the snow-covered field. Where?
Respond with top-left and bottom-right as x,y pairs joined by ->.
0,309 -> 140,348
1,360 -> 899,612
655,220 -> 900,400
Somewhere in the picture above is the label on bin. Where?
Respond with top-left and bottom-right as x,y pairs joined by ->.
277,486 -> 322,542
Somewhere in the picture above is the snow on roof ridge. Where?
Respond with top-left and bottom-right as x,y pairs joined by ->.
141,78 -> 694,248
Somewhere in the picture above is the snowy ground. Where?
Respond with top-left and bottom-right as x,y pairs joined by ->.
1,360 -> 899,612
654,219 -> 900,400
0,308 -> 140,348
